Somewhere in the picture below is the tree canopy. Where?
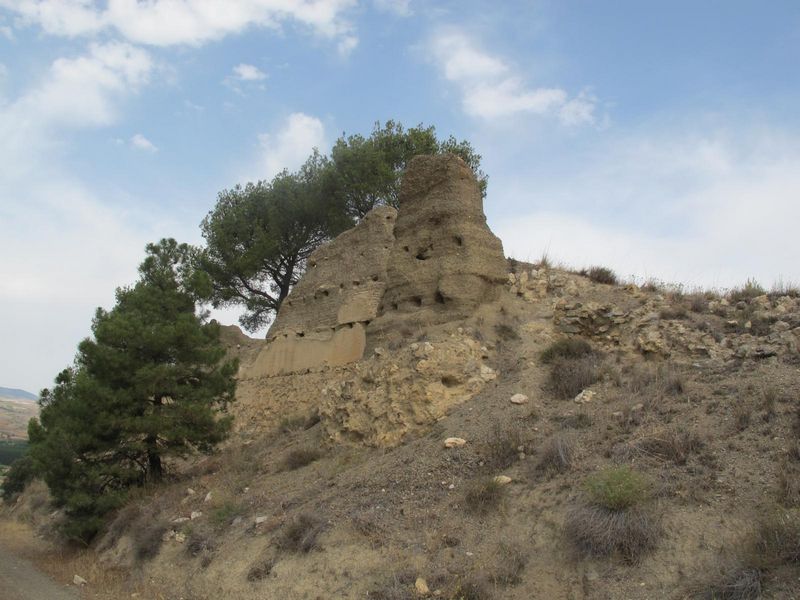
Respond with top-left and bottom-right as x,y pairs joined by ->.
197,152 -> 350,332
328,120 -> 486,219
198,120 -> 485,332
27,239 -> 237,541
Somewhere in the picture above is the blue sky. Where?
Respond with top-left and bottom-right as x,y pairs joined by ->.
1,0 -> 799,393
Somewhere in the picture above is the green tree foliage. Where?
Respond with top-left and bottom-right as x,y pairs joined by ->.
28,239 -> 237,542
197,120 -> 485,331
329,120 -> 487,219
197,153 -> 350,332
1,454 -> 35,502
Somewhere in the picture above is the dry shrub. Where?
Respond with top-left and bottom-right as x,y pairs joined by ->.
352,513 -> 384,549
367,579 -> 414,600
548,356 -> 601,400
464,478 -> 505,515
483,424 -> 524,470
564,503 -> 661,564
688,294 -> 709,313
660,305 -> 689,320
97,503 -> 140,554
582,266 -> 618,285
134,519 -> 169,561
536,434 -> 574,474
728,279 -> 766,303
627,364 -> 685,397
778,460 -> 800,508
689,509 -> 800,599
540,338 -> 594,364
279,415 -> 307,433
733,403 -> 752,432
247,556 -> 276,582
275,514 -> 324,553
186,527 -> 216,558
751,509 -> 800,568
494,323 -> 520,341
555,410 -> 593,430
449,576 -> 493,600
690,566 -> 763,600
489,542 -> 527,585
636,429 -> 704,465
281,447 -> 323,471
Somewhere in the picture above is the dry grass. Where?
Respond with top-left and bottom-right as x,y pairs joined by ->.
539,337 -> 594,364
281,447 -> 323,471
464,478 -> 505,515
535,434 -> 574,474
778,460 -> 800,508
448,576 -> 493,600
733,403 -> 752,432
564,503 -> 661,564
275,514 -> 324,553
582,266 -> 618,285
483,423 -> 524,470
489,542 -> 527,585
246,556 -> 276,581
728,279 -> 766,303
548,356 -> 601,400
689,509 -> 800,599
690,565 -> 763,600
635,429 -> 704,465
660,305 -> 689,320
494,323 -> 520,341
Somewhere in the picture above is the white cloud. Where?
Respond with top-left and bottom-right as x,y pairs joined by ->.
257,112 -> 326,180
374,0 -> 412,17
2,0 -> 357,49
337,34 -> 358,57
0,43 -> 166,392
232,63 -> 267,81
492,127 -> 800,289
15,41 -> 152,129
429,29 -> 596,124
130,133 -> 157,152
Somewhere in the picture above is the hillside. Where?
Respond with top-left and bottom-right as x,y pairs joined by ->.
3,156 -> 799,600
0,387 -> 38,442
0,387 -> 38,402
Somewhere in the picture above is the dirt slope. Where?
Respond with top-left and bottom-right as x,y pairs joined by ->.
6,265 -> 800,600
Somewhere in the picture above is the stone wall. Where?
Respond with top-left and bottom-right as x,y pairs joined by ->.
245,205 -> 397,377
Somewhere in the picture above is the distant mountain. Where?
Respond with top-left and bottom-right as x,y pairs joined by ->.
0,387 -> 38,402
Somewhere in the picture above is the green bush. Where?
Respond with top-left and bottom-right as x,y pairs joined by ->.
585,466 -> 652,511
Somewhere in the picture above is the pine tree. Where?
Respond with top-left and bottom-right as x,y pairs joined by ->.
29,239 -> 237,541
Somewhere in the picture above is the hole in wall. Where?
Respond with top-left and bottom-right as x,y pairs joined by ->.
435,291 -> 446,305
441,375 -> 460,388
454,235 -> 463,246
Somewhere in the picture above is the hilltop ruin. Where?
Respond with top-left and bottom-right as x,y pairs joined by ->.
247,153 -> 506,378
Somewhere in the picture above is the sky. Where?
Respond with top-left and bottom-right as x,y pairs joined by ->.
1,0 -> 799,393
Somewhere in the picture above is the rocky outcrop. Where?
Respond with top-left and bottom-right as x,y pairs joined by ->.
318,334 -> 495,447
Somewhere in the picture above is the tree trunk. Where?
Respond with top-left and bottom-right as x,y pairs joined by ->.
146,434 -> 162,482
